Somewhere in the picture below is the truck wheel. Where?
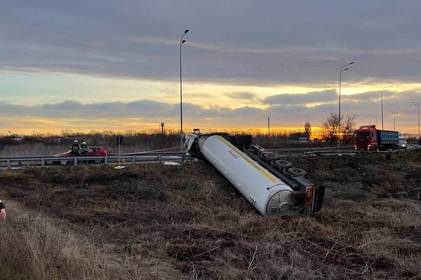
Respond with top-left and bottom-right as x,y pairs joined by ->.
261,151 -> 279,163
285,167 -> 307,177
273,160 -> 292,170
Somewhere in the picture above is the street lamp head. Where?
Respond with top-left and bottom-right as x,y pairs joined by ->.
181,29 -> 189,43
340,61 -> 355,70
341,67 -> 349,72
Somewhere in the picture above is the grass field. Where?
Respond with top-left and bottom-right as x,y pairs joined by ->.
1,151 -> 421,279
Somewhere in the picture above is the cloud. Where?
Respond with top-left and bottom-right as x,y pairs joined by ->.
226,92 -> 257,100
1,1 -> 421,85
341,90 -> 394,103
264,90 -> 337,105
1,88 -> 421,133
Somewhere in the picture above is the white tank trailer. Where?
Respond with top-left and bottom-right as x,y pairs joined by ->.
185,131 -> 324,216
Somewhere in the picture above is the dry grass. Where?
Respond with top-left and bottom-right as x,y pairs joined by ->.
0,143 -> 70,157
0,201 -> 117,280
0,200 -> 185,280
1,151 -> 421,279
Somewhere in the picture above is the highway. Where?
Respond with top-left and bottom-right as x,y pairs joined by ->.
1,144 -> 419,169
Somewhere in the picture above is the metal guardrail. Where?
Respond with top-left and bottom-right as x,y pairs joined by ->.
268,144 -> 421,157
267,146 -> 353,153
0,153 -> 188,168
267,146 -> 354,156
0,151 -> 186,160
1,145 -> 419,168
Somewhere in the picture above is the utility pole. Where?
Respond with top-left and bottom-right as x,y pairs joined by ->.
338,61 -> 355,152
267,111 -> 270,136
179,29 -> 189,150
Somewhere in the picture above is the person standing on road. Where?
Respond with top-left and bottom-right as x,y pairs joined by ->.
80,141 -> 89,155
0,200 -> 6,221
71,140 -> 80,156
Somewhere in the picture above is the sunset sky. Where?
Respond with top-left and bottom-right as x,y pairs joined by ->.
1,1 -> 421,135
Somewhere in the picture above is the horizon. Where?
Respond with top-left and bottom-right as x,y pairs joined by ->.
2,125 -> 419,139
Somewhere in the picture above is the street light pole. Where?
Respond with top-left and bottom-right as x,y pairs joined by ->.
391,111 -> 396,131
381,90 -> 384,130
338,61 -> 354,152
393,113 -> 396,131
411,102 -> 420,141
381,86 -> 392,130
179,29 -> 189,150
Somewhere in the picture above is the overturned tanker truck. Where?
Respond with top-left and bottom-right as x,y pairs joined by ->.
185,130 -> 325,216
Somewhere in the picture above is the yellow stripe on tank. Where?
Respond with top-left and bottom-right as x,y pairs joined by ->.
216,136 -> 279,183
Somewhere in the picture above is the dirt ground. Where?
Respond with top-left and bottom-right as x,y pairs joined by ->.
1,151 -> 421,279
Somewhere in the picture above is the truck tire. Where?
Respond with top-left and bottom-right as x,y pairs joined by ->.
273,160 -> 292,170
261,151 -> 279,163
285,167 -> 307,177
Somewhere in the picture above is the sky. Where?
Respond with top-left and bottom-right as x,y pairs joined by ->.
1,0 -> 421,135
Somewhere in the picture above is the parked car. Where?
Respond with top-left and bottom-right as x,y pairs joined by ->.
298,137 -> 308,143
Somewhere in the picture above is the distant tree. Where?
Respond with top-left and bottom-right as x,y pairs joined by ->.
321,113 -> 340,143
342,114 -> 356,143
304,122 -> 311,140
321,113 -> 356,144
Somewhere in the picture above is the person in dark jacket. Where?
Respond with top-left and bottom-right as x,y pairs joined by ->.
0,200 -> 6,221
71,140 -> 80,156
80,141 -> 89,156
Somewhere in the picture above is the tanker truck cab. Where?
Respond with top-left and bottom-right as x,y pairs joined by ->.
185,131 -> 324,216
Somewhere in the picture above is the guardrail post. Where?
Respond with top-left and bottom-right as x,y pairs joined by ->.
41,159 -> 45,167
74,158 -> 77,166
158,155 -> 161,163
6,160 -> 11,168
132,156 -> 135,162
104,157 -> 108,164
